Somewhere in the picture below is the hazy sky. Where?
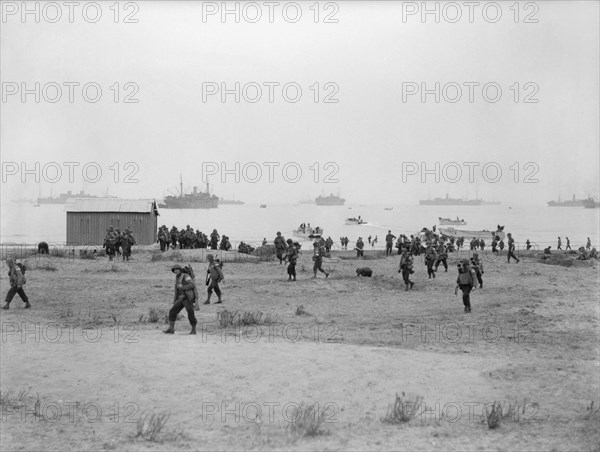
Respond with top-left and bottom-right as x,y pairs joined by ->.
1,1 -> 599,205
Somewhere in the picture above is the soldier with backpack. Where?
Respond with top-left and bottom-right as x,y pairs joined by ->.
470,252 -> 484,288
456,259 -> 475,312
204,254 -> 224,304
164,264 -> 198,335
399,250 -> 415,291
284,239 -> 299,281
2,258 -> 30,310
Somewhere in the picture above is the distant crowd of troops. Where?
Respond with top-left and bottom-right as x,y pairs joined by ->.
103,227 -> 136,261
157,225 -> 235,252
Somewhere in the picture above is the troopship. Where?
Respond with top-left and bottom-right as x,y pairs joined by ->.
162,177 -> 219,209
38,190 -> 105,204
547,194 -> 587,207
219,196 -> 244,205
583,198 -> 600,209
419,193 -> 501,206
315,193 -> 345,206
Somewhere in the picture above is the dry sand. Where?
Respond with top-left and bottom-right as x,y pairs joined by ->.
1,248 -> 598,451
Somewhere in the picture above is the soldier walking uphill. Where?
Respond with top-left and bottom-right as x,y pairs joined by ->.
434,243 -> 448,272
121,228 -> 136,261
274,232 -> 288,264
470,252 -> 484,288
507,233 -> 520,263
284,239 -> 298,281
385,230 -> 396,257
566,237 -> 572,250
398,250 -> 415,291
424,245 -> 438,279
2,258 -> 30,310
312,244 -> 329,279
158,225 -> 169,252
164,264 -> 197,335
557,237 -> 562,251
355,237 -> 365,257
103,227 -> 117,261
204,254 -> 224,304
456,259 -> 476,313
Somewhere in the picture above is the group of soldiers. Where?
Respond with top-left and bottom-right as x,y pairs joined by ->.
103,227 -> 136,261
157,225 -> 231,252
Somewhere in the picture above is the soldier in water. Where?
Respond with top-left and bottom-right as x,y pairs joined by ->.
163,264 -> 197,335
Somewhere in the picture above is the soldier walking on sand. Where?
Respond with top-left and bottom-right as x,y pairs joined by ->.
566,237 -> 572,250
284,239 -> 298,281
399,250 -> 414,291
164,264 -> 197,335
586,237 -> 592,251
557,237 -> 562,250
312,244 -> 329,279
355,237 -> 364,257
2,258 -> 30,310
456,259 -> 475,313
434,243 -> 448,272
274,231 -> 288,264
424,245 -> 438,279
385,230 -> 396,256
470,252 -> 484,288
507,233 -> 520,263
204,254 -> 224,304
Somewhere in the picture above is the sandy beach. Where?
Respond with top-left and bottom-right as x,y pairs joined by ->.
1,247 -> 598,451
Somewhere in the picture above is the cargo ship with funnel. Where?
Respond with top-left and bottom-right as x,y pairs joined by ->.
162,177 -> 219,209
37,190 -> 108,204
315,193 -> 345,206
420,193 -> 500,206
547,194 -> 587,207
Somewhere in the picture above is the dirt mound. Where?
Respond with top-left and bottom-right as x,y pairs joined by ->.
538,254 -> 596,267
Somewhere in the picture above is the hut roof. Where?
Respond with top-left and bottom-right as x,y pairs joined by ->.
65,198 -> 158,214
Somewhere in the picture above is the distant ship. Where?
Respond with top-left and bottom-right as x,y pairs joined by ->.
37,190 -> 106,204
583,198 -> 600,209
315,193 -> 345,206
547,194 -> 587,207
299,198 -> 314,205
420,194 -> 482,206
162,177 -> 219,209
220,197 -> 244,205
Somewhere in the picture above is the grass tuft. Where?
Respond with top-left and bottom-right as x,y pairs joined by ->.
382,392 -> 424,424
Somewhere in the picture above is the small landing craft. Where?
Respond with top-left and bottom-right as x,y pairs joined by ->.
439,217 -> 467,226
345,217 -> 366,225
293,225 -> 323,240
439,227 -> 505,240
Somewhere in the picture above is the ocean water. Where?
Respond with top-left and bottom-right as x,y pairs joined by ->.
1,202 -> 598,250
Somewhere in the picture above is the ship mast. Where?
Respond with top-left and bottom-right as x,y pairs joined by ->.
180,174 -> 184,197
